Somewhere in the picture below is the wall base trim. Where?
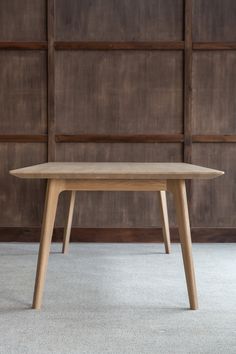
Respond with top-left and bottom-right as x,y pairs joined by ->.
0,227 -> 235,242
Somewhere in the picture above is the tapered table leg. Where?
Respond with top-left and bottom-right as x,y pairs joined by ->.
32,179 -> 61,309
62,191 -> 76,254
158,191 -> 171,254
169,179 -> 198,310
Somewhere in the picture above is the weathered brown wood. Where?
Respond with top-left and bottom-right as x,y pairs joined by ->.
0,51 -> 47,134
192,143 -> 236,227
193,135 -> 236,143
55,134 -> 184,143
0,135 -> 47,143
184,0 -> 193,207
0,0 -> 46,41
47,0 -> 55,161
0,0 -> 235,239
0,143 -> 46,226
61,191 -> 171,254
193,0 -> 236,42
55,0 -> 183,41
193,42 -> 236,50
0,227 -> 235,243
55,41 -> 185,50
2,134 -> 236,144
0,42 -> 48,49
193,52 -> 236,135
55,51 -> 183,135
184,0 -> 193,164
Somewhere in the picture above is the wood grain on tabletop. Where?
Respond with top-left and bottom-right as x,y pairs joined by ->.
10,162 -> 224,180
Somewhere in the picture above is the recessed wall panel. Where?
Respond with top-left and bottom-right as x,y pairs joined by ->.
0,51 -> 47,134
193,52 -> 236,134
193,0 -> 236,41
56,0 -> 183,41
192,143 -> 236,227
0,0 -> 46,41
0,143 -> 47,227
55,51 -> 183,135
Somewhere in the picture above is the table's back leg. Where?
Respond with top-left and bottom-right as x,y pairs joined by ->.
158,191 -> 171,254
32,179 -> 62,309
169,179 -> 198,310
62,191 -> 76,254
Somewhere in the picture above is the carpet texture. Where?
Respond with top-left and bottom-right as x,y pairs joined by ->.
0,243 -> 236,354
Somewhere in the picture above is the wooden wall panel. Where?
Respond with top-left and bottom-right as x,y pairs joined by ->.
55,0 -> 183,41
193,0 -> 236,41
0,51 -> 47,134
55,143 -> 182,227
0,0 -> 235,241
192,144 -> 236,227
192,52 -> 236,134
0,0 -> 46,41
0,143 -> 46,226
55,51 -> 183,134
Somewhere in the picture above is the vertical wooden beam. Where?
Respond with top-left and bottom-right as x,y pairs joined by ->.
184,0 -> 193,202
184,0 -> 193,163
47,0 -> 55,161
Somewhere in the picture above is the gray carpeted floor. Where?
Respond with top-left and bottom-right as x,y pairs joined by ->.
0,243 -> 236,354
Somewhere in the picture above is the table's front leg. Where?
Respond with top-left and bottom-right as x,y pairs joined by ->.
32,179 -> 63,309
168,179 -> 198,310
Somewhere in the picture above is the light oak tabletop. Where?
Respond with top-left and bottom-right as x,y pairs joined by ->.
10,162 -> 224,180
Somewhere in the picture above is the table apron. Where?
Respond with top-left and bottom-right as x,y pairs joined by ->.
55,179 -> 167,192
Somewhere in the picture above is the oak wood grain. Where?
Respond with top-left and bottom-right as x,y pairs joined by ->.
10,162 -> 224,180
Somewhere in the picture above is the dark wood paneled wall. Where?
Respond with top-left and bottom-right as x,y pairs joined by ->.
0,0 -> 236,242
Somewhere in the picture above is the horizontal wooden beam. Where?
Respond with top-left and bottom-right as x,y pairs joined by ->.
55,134 -> 184,143
0,42 -> 48,49
193,42 -> 236,50
0,135 -> 47,143
55,41 -> 185,50
1,135 -> 236,144
193,135 -> 236,143
1,41 -> 236,51
0,227 -> 235,242
0,41 -> 236,51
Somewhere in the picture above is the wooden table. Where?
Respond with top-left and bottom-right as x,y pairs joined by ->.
10,162 -> 224,310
